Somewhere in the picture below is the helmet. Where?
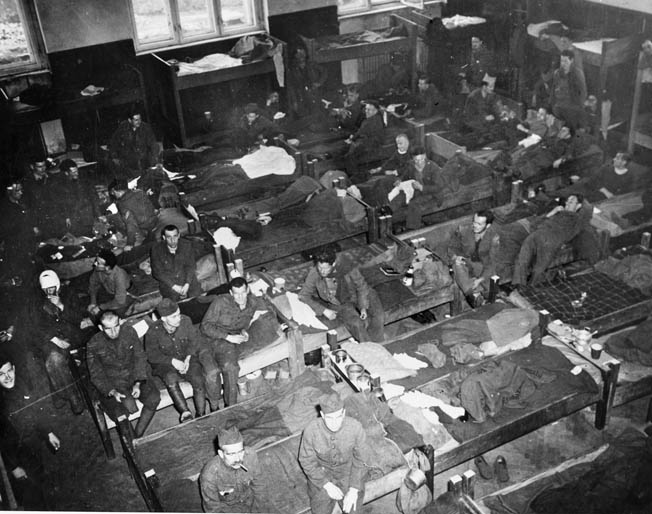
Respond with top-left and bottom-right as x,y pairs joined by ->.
39,270 -> 60,292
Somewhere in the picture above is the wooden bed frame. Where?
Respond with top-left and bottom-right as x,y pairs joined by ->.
113,303 -> 608,512
150,35 -> 287,148
301,14 -> 418,93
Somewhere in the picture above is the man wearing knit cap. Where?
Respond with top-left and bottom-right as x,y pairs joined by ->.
145,299 -> 220,422
200,426 -> 267,512
299,392 -> 367,513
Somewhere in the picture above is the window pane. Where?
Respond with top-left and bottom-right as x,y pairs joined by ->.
221,0 -> 254,29
179,0 -> 216,39
0,0 -> 36,70
338,0 -> 369,13
132,0 -> 174,44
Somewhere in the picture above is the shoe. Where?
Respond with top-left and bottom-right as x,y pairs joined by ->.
494,455 -> 510,483
474,455 -> 494,480
179,411 -> 193,423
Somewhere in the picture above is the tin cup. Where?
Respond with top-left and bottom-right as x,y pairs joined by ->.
237,378 -> 249,396
326,329 -> 338,350
273,277 -> 286,293
590,343 -> 603,359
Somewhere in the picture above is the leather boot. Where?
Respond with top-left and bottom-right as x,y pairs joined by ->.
134,407 -> 156,438
193,388 -> 207,418
168,382 -> 192,422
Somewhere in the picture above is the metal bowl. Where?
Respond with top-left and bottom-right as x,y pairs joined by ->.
346,363 -> 365,382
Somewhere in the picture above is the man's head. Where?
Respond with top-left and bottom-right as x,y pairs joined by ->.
162,225 -> 180,251
39,270 -> 61,298
229,277 -> 249,309
244,103 -> 260,124
60,159 -> 79,180
412,146 -> 427,169
417,75 -> 431,93
564,194 -> 583,212
6,182 -> 23,202
31,160 -> 48,181
560,50 -> 574,73
295,47 -> 307,66
557,125 -> 571,140
364,100 -> 379,118
396,133 -> 410,154
320,393 -> 345,432
536,107 -> 548,121
267,91 -> 280,104
345,84 -> 360,104
0,353 -> 15,390
643,39 -> 652,56
217,426 -> 245,468
128,113 -> 143,129
613,152 -> 631,170
158,298 -> 181,333
314,247 -> 337,278
99,311 -> 121,340
108,179 -> 128,199
471,36 -> 483,52
94,249 -> 117,274
473,210 -> 493,234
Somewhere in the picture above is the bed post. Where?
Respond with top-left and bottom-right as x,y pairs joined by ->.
537,309 -> 550,344
367,206 -> 380,244
287,325 -> 306,378
421,444 -> 435,494
510,179 -> 523,204
213,245 -> 229,286
595,360 -> 620,430
116,417 -> 163,512
488,275 -> 500,303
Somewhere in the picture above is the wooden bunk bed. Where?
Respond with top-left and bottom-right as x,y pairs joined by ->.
301,14 -> 418,93
150,35 -> 286,148
527,22 -> 642,101
116,303 -> 606,512
628,50 -> 652,153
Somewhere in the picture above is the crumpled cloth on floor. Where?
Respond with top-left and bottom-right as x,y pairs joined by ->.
341,341 -> 417,382
605,317 -> 652,366
233,145 -> 296,178
417,343 -> 447,368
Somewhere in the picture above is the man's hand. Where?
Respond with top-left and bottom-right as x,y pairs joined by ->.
87,304 -> 101,316
453,255 -> 466,266
384,169 -> 398,176
323,308 -> 337,321
48,432 -> 61,451
599,187 -> 614,199
172,284 -> 184,295
109,389 -> 126,403
368,166 -> 382,175
123,245 -> 133,252
323,482 -> 344,501
11,467 -> 27,480
552,158 -> 564,169
414,181 -> 424,191
471,277 -> 484,290
342,488 -> 359,513
485,115 -> 495,122
132,382 -> 141,399
359,308 -> 368,321
80,317 -> 95,330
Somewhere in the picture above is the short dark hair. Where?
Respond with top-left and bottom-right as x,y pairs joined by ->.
475,209 -> 494,225
417,74 -> 431,84
162,224 -> 179,235
100,310 -> 119,325
561,49 -> 575,60
412,146 -> 427,156
59,159 -> 77,173
346,84 -> 360,95
108,179 -> 128,192
314,246 -> 337,265
229,277 -> 247,290
97,248 -> 117,269
0,350 -> 12,368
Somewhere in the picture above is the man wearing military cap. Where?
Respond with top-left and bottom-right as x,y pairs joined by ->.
298,392 -> 367,514
235,102 -> 282,151
199,426 -> 267,512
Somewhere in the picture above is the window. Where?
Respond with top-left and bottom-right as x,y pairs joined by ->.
130,0 -> 262,53
0,0 -> 43,76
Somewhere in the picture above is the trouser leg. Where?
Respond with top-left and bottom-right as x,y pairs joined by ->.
338,304 -> 370,342
198,349 -> 221,411
365,290 -> 386,342
512,234 -> 537,286
165,377 -> 191,417
45,349 -> 84,415
133,380 -> 161,438
186,359 -> 206,417
211,341 -> 240,407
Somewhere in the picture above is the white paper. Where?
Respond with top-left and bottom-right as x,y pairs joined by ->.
107,203 -> 118,215
132,319 -> 150,339
248,278 -> 270,297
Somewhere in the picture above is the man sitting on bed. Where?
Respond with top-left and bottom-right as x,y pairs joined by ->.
109,111 -> 160,178
569,152 -> 648,201
200,426 -> 267,513
234,103 -> 284,152
331,84 -> 365,135
343,100 -> 385,184
512,194 -> 593,286
410,74 -> 444,119
464,77 -> 499,130
369,133 -> 412,178
299,392 -> 366,514
448,209 -> 501,307
299,246 -> 385,342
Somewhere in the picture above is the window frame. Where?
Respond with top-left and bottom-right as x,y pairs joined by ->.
0,0 -> 47,77
129,0 -> 263,54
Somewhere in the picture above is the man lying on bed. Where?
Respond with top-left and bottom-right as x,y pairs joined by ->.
509,194 -> 594,286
